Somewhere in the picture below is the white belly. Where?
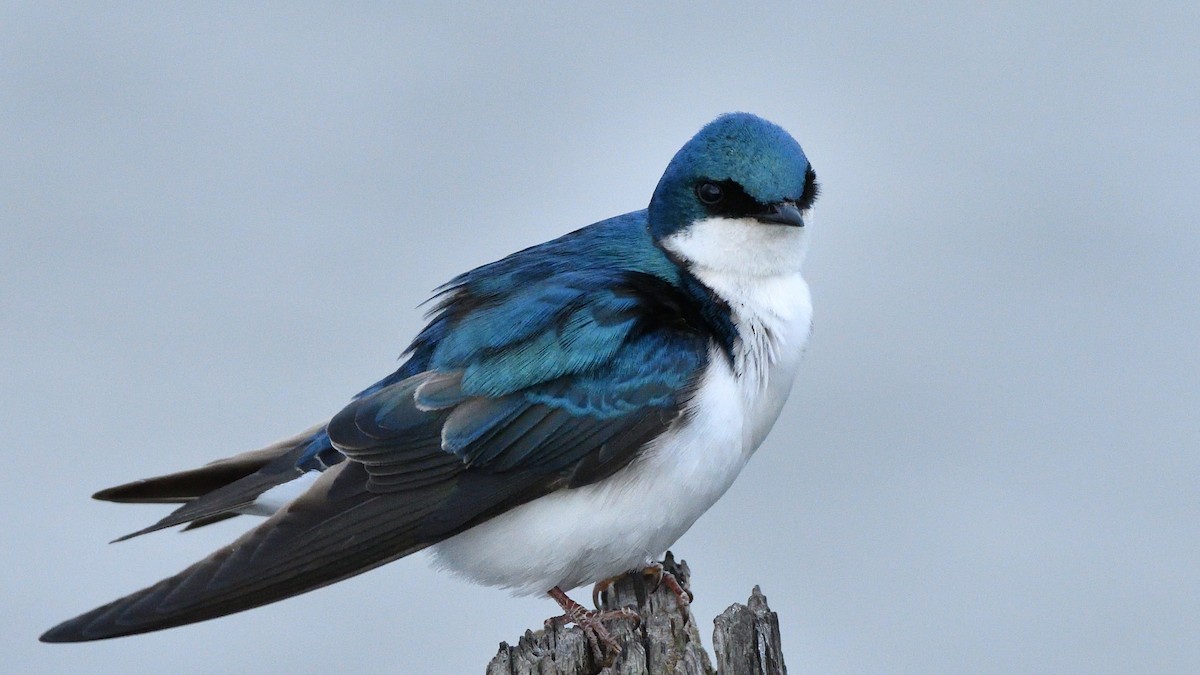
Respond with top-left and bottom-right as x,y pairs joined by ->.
430,274 -> 812,594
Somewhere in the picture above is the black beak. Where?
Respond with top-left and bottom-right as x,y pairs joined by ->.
756,201 -> 805,228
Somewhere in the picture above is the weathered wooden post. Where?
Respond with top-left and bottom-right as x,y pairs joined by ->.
486,552 -> 788,675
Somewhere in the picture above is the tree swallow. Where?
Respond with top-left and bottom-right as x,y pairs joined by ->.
41,112 -> 820,648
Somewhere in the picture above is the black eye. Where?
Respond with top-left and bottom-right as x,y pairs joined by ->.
695,181 -> 724,205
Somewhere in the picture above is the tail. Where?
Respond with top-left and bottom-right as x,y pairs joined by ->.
94,425 -> 326,540
39,461 -> 441,642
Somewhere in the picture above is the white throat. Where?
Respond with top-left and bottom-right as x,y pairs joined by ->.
660,214 -> 811,278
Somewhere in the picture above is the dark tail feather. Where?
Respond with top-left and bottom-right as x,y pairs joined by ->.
93,424 -> 324,504
99,425 -> 327,541
40,462 -> 439,643
108,462 -> 305,543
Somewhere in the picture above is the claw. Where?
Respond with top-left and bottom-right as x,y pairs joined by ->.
642,562 -> 693,608
591,576 -> 617,610
547,587 -> 640,666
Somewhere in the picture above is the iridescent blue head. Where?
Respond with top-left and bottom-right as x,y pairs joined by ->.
648,113 -> 818,241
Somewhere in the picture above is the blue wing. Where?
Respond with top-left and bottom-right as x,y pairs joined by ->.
329,267 -> 712,490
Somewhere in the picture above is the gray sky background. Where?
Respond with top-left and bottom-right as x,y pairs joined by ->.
4,3 -> 1198,673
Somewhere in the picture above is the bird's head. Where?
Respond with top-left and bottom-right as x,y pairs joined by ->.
648,113 -> 818,276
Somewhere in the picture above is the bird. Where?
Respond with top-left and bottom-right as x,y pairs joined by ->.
40,112 -> 820,654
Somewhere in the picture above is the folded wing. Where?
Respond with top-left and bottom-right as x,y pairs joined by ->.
42,266 -> 715,642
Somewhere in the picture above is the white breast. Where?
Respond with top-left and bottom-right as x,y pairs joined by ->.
429,217 -> 813,594
695,265 -> 813,451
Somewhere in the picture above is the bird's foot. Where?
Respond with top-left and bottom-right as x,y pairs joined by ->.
641,561 -> 693,610
547,586 -> 640,666
591,560 -> 694,613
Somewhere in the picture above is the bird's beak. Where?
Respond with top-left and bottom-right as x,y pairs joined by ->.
756,201 -> 805,228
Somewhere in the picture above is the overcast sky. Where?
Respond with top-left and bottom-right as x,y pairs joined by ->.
4,3 -> 1198,673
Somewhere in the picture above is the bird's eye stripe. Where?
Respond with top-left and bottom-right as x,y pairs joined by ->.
696,179 -> 771,218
